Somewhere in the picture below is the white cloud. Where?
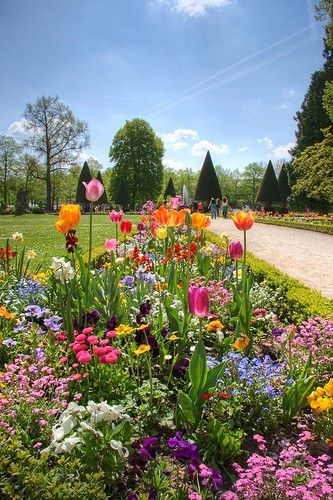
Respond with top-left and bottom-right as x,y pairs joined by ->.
6,119 -> 29,141
257,136 -> 274,149
191,140 -> 229,156
170,141 -> 189,150
161,128 -> 199,144
163,157 -> 187,170
279,103 -> 289,110
271,142 -> 294,159
159,0 -> 233,17
238,146 -> 248,152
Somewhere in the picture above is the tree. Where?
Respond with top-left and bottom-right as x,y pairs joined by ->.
111,176 -> 130,209
164,177 -> 176,198
109,119 -> 164,208
256,160 -> 281,210
277,163 -> 291,210
76,161 -> 92,204
24,95 -> 89,211
240,162 -> 265,206
0,136 -> 21,206
291,128 -> 333,212
194,151 -> 222,204
96,171 -> 108,205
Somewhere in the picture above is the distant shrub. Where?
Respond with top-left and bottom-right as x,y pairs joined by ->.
256,217 -> 333,235
31,206 -> 46,214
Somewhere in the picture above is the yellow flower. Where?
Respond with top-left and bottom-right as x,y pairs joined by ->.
168,334 -> 179,341
134,344 -> 151,356
324,379 -> 333,397
309,396 -> 333,414
0,307 -> 16,321
12,232 -> 23,244
32,271 -> 49,285
155,282 -> 167,292
234,334 -> 249,350
26,249 -> 37,260
207,320 -> 224,332
156,227 -> 168,240
115,324 -> 134,336
136,323 -> 150,331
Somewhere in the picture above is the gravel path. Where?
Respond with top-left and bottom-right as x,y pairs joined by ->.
209,218 -> 333,300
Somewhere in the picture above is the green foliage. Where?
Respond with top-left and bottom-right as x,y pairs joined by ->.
194,151 -> 222,203
277,163 -> 291,207
256,160 -> 281,209
255,217 -> 333,235
292,128 -> 333,207
76,161 -> 92,205
282,355 -> 315,423
109,118 -> 164,209
203,419 -> 244,466
164,177 -> 176,198
241,162 -> 265,206
0,135 -> 22,206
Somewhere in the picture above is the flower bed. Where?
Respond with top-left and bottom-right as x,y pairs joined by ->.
1,196 -> 333,499
255,213 -> 333,235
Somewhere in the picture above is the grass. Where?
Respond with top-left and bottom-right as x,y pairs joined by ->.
0,213 -> 140,269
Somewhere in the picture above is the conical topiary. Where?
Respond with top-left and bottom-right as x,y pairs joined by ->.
97,171 -> 108,205
256,160 -> 281,210
277,163 -> 291,209
76,161 -> 92,204
164,177 -> 176,198
195,151 -> 222,203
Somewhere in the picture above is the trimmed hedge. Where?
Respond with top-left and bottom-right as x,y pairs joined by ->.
206,230 -> 333,323
256,217 -> 333,235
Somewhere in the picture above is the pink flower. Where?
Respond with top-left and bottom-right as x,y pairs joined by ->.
106,330 -> 117,338
188,286 -> 210,317
76,351 -> 92,364
109,210 -> 123,223
229,241 -> 244,260
170,197 -> 180,209
103,352 -> 118,363
87,335 -> 99,345
72,342 -> 88,353
82,327 -> 93,335
104,238 -> 117,252
59,356 -> 68,364
75,334 -> 87,342
82,179 -> 104,202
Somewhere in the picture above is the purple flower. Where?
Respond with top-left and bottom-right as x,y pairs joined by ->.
35,348 -> 45,363
128,437 -> 159,469
44,316 -> 63,332
172,358 -> 189,378
168,432 -> 201,466
121,275 -> 135,288
2,338 -> 17,347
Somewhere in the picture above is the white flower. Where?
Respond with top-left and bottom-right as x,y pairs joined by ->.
79,421 -> 103,437
12,232 -> 23,244
164,354 -> 172,361
51,257 -> 75,283
53,435 -> 82,454
52,415 -> 77,442
87,400 -> 130,424
26,249 -> 37,260
110,439 -> 129,457
115,257 -> 124,264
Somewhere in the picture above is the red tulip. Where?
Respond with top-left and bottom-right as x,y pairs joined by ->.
229,241 -> 244,260
120,220 -> 132,234
188,286 -> 210,317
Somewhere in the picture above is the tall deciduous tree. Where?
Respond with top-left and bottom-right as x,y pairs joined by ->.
109,118 -> 164,208
292,128 -> 333,212
24,95 -> 89,211
0,136 -> 21,206
195,151 -> 222,203
256,160 -> 281,210
240,162 -> 265,206
164,177 -> 176,198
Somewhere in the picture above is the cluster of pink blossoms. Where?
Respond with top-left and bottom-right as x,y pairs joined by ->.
68,327 -> 121,365
190,278 -> 231,307
222,431 -> 333,499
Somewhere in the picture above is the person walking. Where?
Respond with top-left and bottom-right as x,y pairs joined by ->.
222,196 -> 229,219
208,197 -> 218,219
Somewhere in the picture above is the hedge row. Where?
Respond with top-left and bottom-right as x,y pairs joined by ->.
255,217 -> 333,235
206,230 -> 333,323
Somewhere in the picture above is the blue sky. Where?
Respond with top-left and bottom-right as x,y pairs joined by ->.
0,0 -> 325,172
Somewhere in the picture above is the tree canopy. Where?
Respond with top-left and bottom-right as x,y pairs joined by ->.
0,135 -> 21,206
277,163 -> 291,208
109,118 -> 164,209
97,171 -> 108,205
164,177 -> 176,198
76,161 -> 92,205
194,151 -> 222,203
256,160 -> 281,209
24,95 -> 89,211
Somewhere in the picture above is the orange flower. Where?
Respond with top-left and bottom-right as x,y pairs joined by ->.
207,320 -> 224,331
234,334 -> 249,350
191,213 -> 211,229
0,306 -> 16,321
152,206 -> 186,227
56,204 -> 81,234
232,210 -> 256,231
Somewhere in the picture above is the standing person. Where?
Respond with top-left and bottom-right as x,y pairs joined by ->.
197,201 -> 203,213
216,198 -> 221,217
208,197 -> 218,220
192,200 -> 198,213
222,196 -> 229,219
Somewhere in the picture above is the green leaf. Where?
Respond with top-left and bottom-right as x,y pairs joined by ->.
189,338 -> 207,394
204,361 -> 226,392
176,391 -> 197,426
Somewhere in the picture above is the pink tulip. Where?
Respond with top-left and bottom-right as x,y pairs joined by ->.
120,220 -> 132,234
188,286 -> 210,317
109,210 -> 123,223
82,179 -> 104,202
151,222 -> 159,237
170,197 -> 180,209
229,241 -> 244,260
104,238 -> 118,252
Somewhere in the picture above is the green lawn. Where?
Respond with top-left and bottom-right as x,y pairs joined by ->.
0,213 -> 140,269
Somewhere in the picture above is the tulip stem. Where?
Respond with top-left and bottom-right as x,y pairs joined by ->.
88,202 -> 93,268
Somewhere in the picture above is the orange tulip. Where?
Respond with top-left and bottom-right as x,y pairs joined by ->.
191,212 -> 211,229
152,206 -> 186,227
232,210 -> 255,231
55,204 -> 81,234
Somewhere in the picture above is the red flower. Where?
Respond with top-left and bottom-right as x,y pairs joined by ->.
120,220 -> 132,234
218,393 -> 231,399
201,393 -> 214,400
329,437 -> 333,447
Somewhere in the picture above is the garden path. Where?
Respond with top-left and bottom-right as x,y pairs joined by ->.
209,218 -> 333,300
